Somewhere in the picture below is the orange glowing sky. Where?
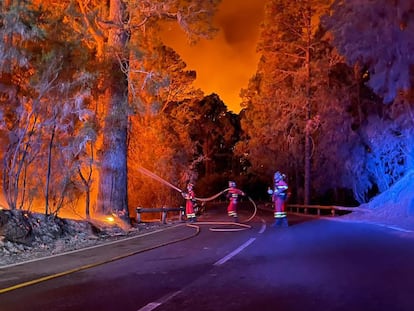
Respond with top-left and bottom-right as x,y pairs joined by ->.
162,0 -> 267,113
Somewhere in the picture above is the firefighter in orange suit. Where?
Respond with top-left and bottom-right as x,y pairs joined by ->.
227,181 -> 245,223
182,182 -> 197,222
268,171 -> 289,227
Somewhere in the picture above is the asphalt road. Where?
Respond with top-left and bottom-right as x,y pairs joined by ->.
1,206 -> 414,311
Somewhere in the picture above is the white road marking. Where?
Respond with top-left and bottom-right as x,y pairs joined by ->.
328,217 -> 414,233
213,237 -> 256,266
376,223 -> 413,233
1,225 -> 183,269
259,218 -> 266,234
136,220 -> 266,310
136,236 -> 259,310
137,290 -> 182,311
137,302 -> 161,311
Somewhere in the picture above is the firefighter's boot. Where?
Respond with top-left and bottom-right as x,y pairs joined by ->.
272,218 -> 281,228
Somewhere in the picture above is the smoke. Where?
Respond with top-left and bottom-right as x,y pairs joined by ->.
161,0 -> 266,113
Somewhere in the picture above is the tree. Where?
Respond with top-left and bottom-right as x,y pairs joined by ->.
63,0 -> 220,222
0,0 -> 100,220
322,0 -> 414,103
186,94 -> 240,176
0,0 -> 41,209
237,0 -> 332,204
0,0 -> 220,220
322,0 -> 414,203
125,31 -> 205,214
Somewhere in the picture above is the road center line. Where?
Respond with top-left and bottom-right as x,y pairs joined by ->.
137,290 -> 182,311
258,218 -> 266,234
137,302 -> 161,311
213,237 -> 256,266
137,236 -> 258,310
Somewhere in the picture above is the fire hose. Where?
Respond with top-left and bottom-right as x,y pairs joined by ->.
138,167 -> 257,231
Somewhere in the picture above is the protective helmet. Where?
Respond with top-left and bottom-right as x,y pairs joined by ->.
229,181 -> 236,188
187,182 -> 194,190
274,171 -> 284,182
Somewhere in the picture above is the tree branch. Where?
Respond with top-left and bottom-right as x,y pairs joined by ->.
76,0 -> 105,58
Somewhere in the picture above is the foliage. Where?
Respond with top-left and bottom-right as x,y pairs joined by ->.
322,0 -> 414,103
321,0 -> 414,203
126,34 -> 203,211
69,0 -> 220,219
0,1 -> 97,216
346,104 -> 414,203
128,112 -> 194,209
237,0 -> 414,206
0,0 -> 44,72
127,92 -> 242,210
0,0 -> 222,221
186,94 -> 241,177
237,0 -> 332,203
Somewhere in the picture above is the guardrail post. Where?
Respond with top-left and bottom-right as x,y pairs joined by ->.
179,207 -> 183,222
135,206 -> 193,224
161,208 -> 167,224
136,208 -> 142,223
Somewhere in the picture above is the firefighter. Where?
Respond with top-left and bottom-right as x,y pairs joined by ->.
268,171 -> 289,227
182,182 -> 197,222
227,181 -> 245,222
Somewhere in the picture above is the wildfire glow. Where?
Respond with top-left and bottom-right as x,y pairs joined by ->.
160,0 -> 266,113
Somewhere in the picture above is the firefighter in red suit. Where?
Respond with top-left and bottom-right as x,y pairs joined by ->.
182,182 -> 197,222
227,181 -> 245,222
268,171 -> 289,227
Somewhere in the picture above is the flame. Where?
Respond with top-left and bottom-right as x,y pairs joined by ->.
100,213 -> 130,231
105,215 -> 115,223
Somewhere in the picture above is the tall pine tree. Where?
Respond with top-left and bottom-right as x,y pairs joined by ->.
238,0 -> 331,204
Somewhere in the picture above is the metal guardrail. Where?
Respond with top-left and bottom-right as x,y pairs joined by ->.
136,203 -> 359,224
287,204 -> 357,216
136,207 -> 184,224
259,203 -> 357,216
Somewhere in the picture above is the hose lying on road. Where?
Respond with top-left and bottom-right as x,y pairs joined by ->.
188,193 -> 257,232
137,166 -> 257,232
